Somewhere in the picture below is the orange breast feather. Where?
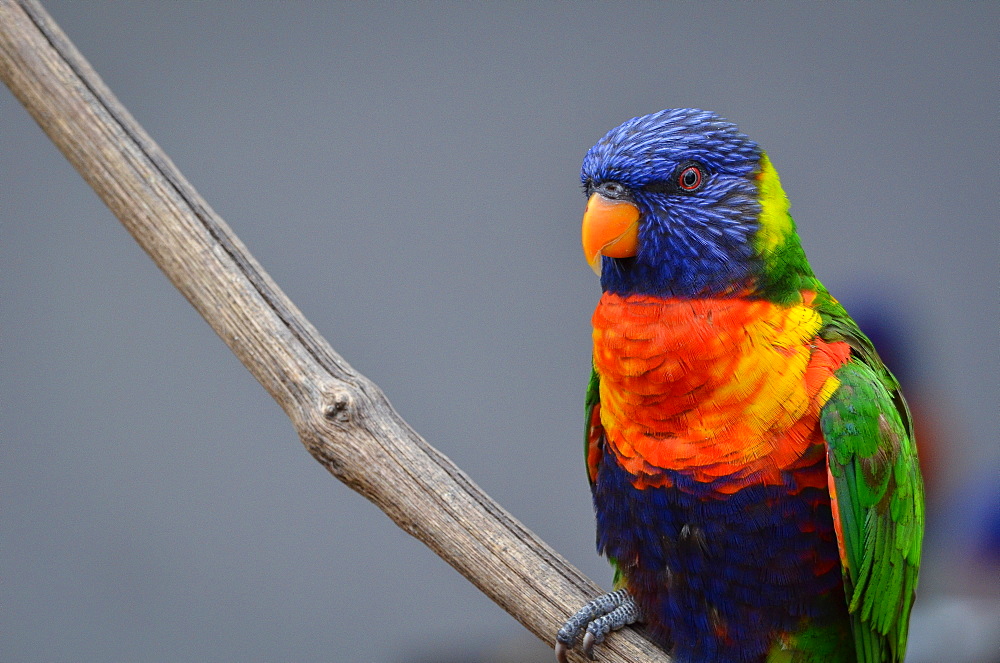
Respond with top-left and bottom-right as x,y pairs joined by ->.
592,292 -> 851,491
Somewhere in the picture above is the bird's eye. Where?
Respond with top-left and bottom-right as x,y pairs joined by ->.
677,164 -> 705,191
641,162 -> 709,196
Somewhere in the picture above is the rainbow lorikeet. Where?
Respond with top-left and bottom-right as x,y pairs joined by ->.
555,110 -> 924,663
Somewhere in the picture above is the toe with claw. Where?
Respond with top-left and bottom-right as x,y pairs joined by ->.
555,588 -> 641,661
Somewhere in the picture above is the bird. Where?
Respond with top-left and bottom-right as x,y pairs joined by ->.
555,109 -> 924,663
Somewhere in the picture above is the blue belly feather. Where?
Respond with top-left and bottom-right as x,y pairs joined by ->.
593,448 -> 847,662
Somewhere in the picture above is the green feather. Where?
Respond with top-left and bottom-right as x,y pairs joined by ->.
584,364 -> 628,590
584,364 -> 600,486
820,337 -> 924,663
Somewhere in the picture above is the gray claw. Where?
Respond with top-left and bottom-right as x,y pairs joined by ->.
554,589 -> 640,661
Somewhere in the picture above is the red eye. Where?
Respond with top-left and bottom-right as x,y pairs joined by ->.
678,165 -> 704,191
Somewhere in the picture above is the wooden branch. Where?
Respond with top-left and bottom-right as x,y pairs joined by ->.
0,1 -> 669,660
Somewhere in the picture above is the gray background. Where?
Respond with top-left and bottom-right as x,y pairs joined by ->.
3,2 -> 998,661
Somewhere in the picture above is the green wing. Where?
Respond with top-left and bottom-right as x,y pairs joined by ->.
584,363 -> 628,588
584,364 -> 602,488
820,315 -> 925,663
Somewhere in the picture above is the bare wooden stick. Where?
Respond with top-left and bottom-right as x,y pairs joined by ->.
0,1 -> 669,660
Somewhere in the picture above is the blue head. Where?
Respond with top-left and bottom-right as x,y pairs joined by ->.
581,109 -> 771,298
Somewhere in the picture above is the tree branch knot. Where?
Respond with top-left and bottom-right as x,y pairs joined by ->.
321,387 -> 355,424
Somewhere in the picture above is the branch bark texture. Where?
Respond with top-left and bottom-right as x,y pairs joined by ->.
0,1 -> 669,660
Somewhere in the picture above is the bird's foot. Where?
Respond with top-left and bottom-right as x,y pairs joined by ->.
555,588 -> 641,662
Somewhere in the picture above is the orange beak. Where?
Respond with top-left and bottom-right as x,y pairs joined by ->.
581,193 -> 640,275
